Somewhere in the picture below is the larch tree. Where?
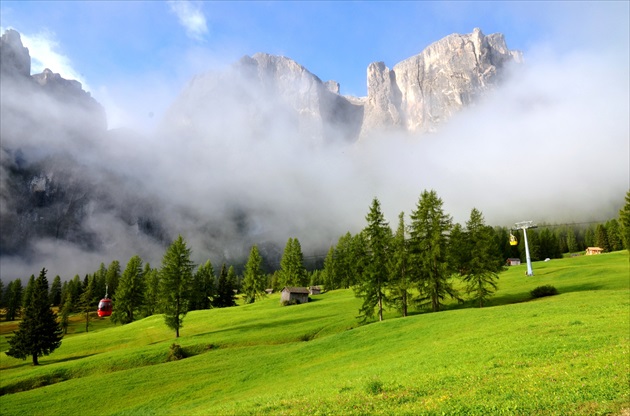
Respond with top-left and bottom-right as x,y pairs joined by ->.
190,260 -> 215,310
159,235 -> 195,338
79,274 -> 95,332
6,279 -> 23,321
143,264 -> 161,317
462,208 -> 502,307
279,238 -> 308,287
105,260 -> 121,299
6,268 -> 63,365
242,245 -> 267,303
112,255 -> 144,325
49,275 -> 62,307
619,190 -> 630,251
409,190 -> 460,312
388,212 -> 412,317
354,197 -> 391,322
213,264 -> 236,308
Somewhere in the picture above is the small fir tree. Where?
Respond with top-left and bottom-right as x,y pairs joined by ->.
6,268 -> 63,365
159,235 -> 195,338
241,245 -> 266,303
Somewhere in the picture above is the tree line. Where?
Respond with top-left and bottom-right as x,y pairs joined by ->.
3,190 -> 629,365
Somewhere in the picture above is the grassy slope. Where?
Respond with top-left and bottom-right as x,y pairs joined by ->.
0,252 -> 628,415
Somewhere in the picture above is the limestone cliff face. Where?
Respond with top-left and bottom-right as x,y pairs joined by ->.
164,53 -> 363,146
361,28 -> 522,136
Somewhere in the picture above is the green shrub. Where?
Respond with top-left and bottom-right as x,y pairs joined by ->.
167,343 -> 185,361
530,285 -> 559,298
364,378 -> 384,395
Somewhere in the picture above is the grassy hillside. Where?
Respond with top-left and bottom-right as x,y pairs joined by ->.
1,251 -> 628,415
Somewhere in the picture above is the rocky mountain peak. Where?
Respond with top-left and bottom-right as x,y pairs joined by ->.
0,29 -> 31,78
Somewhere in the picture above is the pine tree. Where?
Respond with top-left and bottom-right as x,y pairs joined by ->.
106,260 -> 121,299
49,275 -> 62,307
354,198 -> 391,322
22,275 -> 36,311
566,227 -> 579,253
6,279 -> 23,321
143,264 -> 161,317
112,255 -> 144,324
595,224 -> 610,252
242,245 -> 267,303
6,268 -> 63,365
462,208 -> 501,307
190,260 -> 215,310
79,274 -> 95,332
213,264 -> 236,308
279,238 -> 308,287
409,190 -> 459,312
619,190 -> 630,251
60,294 -> 73,335
159,236 -> 195,338
387,212 -> 411,317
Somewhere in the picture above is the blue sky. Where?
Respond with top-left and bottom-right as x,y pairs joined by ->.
1,0 -> 628,129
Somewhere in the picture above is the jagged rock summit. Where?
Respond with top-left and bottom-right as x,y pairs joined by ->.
166,28 -> 522,144
361,28 -> 523,136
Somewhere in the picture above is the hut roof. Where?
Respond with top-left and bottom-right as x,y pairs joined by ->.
282,286 -> 310,294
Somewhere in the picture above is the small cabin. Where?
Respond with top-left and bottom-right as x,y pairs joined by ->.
309,286 -> 321,295
265,288 -> 274,295
585,247 -> 604,255
281,287 -> 309,304
506,258 -> 521,266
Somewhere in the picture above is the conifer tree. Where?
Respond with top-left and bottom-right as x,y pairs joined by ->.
242,245 -> 266,303
190,260 -> 215,310
6,279 -> 23,321
79,274 -> 94,332
409,190 -> 459,312
354,198 -> 391,322
213,264 -> 236,308
279,238 -> 308,287
143,264 -> 161,317
22,275 -> 35,310
49,275 -> 62,307
462,208 -> 501,307
106,260 -> 121,298
388,212 -> 411,317
6,268 -> 63,365
159,235 -> 195,338
620,190 -> 630,251
112,255 -> 144,324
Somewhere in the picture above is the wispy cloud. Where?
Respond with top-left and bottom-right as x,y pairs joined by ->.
168,1 -> 208,42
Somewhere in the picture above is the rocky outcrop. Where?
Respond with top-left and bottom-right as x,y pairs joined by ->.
164,53 -> 364,146
0,29 -> 31,78
361,28 -> 522,136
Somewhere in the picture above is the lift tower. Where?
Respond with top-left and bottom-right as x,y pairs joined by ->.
513,221 -> 537,276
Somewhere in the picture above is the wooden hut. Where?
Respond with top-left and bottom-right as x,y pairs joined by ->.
506,258 -> 521,266
585,247 -> 604,255
309,286 -> 321,295
281,287 -> 309,304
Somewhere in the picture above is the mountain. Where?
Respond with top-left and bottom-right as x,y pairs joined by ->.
0,28 -> 521,277
164,28 -> 522,143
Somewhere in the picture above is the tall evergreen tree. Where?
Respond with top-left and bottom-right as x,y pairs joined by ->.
190,260 -> 215,310
619,190 -> 630,251
6,268 -> 63,365
462,208 -> 501,307
49,275 -> 62,307
409,190 -> 459,312
79,274 -> 95,332
566,227 -> 579,253
22,275 -> 36,310
353,198 -> 390,322
6,279 -> 23,321
213,264 -> 236,308
605,219 -> 623,251
595,224 -> 610,252
241,245 -> 267,303
387,212 -> 411,317
279,238 -> 308,287
106,260 -> 121,299
60,293 -> 73,335
93,263 -> 108,303
143,264 -> 161,317
112,255 -> 144,324
159,235 -> 195,338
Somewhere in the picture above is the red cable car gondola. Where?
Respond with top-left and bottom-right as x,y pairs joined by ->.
97,286 -> 112,318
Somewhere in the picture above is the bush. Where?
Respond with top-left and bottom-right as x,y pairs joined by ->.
281,299 -> 299,306
167,343 -> 185,361
530,285 -> 559,298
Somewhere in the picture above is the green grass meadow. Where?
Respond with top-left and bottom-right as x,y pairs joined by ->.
1,251 -> 628,415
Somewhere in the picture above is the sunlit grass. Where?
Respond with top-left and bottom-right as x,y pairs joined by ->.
0,251 -> 628,415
